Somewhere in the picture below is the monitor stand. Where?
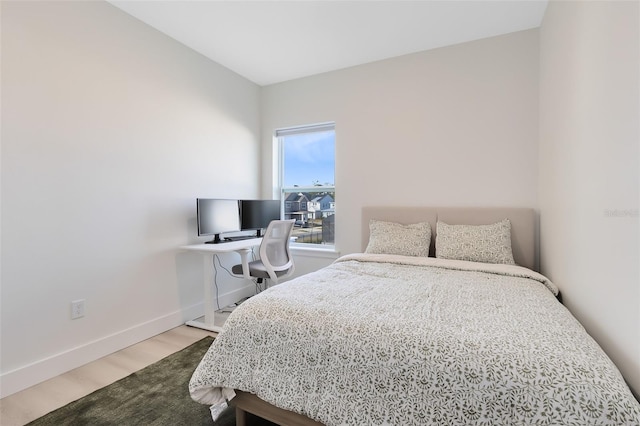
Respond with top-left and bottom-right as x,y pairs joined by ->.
205,234 -> 223,244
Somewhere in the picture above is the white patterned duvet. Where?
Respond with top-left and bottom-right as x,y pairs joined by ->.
189,253 -> 640,425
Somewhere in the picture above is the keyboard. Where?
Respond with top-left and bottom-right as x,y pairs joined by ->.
224,235 -> 256,242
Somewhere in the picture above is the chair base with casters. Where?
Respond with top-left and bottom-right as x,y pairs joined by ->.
231,219 -> 295,289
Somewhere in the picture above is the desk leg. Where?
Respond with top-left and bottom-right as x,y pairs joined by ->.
186,254 -> 224,333
237,248 -> 253,280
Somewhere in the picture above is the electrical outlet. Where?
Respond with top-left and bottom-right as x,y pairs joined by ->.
71,299 -> 85,319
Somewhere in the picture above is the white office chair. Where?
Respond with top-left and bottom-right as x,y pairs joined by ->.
232,219 -> 295,286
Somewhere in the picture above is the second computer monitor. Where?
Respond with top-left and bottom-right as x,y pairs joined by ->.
240,200 -> 281,237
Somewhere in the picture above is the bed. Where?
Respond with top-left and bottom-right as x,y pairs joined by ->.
189,207 -> 640,425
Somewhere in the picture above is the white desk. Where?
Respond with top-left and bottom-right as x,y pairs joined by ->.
181,238 -> 262,332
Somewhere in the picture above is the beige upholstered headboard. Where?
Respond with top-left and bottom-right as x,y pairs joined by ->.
361,207 -> 537,271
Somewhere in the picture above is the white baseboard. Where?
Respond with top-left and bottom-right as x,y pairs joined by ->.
0,283 -> 254,399
214,282 -> 256,310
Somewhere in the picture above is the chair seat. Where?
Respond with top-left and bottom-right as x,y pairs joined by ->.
232,260 -> 290,279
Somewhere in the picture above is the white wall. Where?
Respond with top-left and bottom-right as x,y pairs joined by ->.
1,1 -> 260,397
261,29 -> 540,255
539,0 -> 639,394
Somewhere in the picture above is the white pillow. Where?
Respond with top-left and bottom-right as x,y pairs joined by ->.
436,219 -> 515,264
365,220 -> 431,257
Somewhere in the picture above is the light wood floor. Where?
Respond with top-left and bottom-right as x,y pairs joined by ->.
0,325 -> 217,426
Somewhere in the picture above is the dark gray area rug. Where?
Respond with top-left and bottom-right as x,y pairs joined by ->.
27,336 -> 236,426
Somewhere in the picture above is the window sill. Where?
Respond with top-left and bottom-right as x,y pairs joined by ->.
290,245 -> 341,259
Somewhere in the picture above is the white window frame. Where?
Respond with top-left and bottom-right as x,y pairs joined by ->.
274,122 -> 336,248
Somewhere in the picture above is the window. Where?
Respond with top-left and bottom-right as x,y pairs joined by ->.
276,123 -> 335,247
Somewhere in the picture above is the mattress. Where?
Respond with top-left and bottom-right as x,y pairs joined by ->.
189,253 -> 640,425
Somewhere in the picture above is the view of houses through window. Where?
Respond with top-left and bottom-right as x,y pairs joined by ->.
276,123 -> 335,246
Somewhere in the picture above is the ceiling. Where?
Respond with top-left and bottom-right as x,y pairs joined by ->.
108,1 -> 548,86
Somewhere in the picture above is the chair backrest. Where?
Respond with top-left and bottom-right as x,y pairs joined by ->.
259,219 -> 295,282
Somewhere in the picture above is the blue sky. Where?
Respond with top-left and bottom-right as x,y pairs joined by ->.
283,130 -> 335,187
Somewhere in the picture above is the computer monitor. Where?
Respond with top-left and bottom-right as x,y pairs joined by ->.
196,199 -> 241,244
240,199 -> 281,237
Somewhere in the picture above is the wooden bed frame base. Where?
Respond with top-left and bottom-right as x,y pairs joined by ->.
231,391 -> 324,426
